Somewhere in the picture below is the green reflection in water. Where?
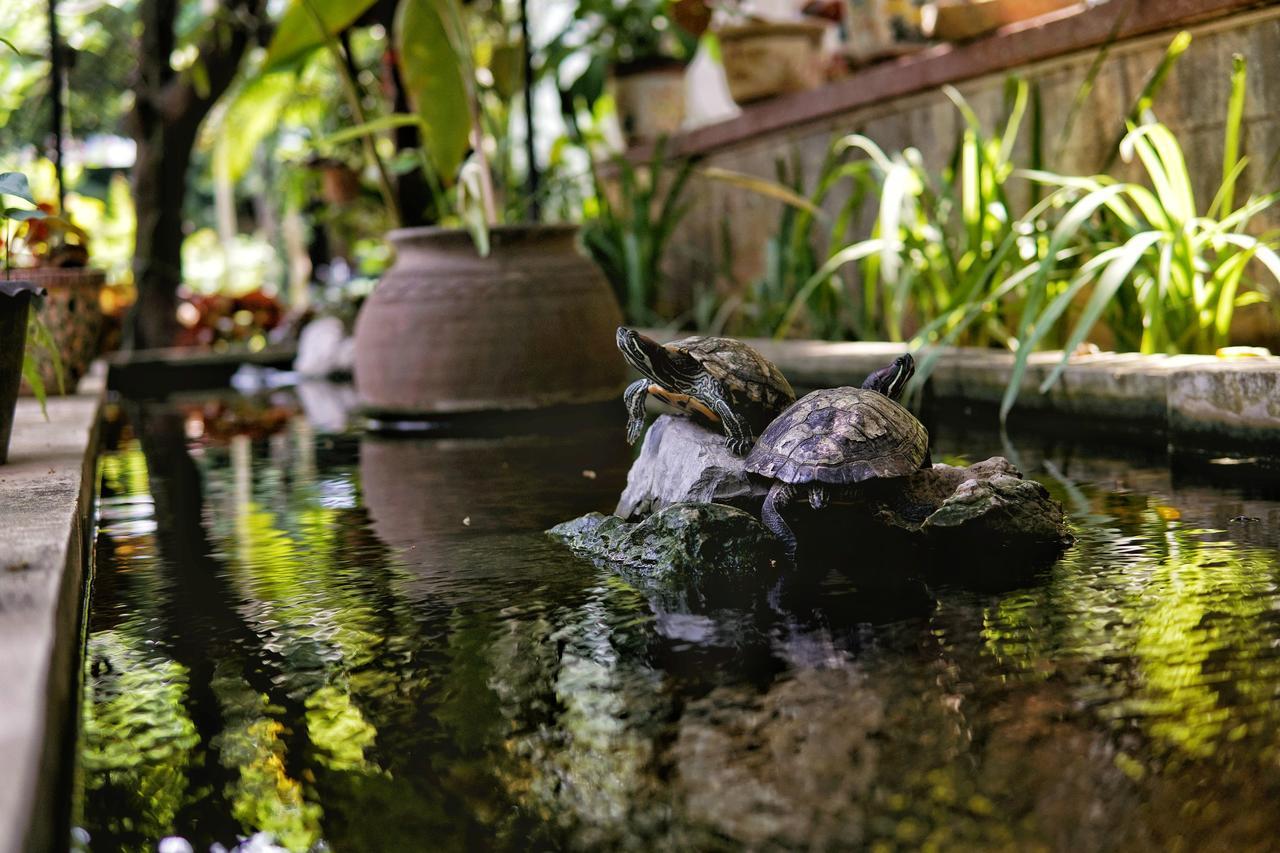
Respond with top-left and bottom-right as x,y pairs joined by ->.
80,632 -> 201,849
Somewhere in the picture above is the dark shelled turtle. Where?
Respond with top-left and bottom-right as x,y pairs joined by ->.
745,354 -> 930,559
617,328 -> 796,455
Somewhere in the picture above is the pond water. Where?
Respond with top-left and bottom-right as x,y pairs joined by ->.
73,394 -> 1280,852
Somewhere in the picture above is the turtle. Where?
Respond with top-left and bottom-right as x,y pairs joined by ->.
617,327 -> 797,455
744,353 -> 930,560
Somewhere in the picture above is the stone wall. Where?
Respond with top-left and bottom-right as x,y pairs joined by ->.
658,3 -> 1280,346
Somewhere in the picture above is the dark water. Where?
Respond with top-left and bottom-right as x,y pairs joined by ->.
74,395 -> 1280,852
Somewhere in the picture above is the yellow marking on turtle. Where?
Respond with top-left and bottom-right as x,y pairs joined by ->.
648,385 -> 721,422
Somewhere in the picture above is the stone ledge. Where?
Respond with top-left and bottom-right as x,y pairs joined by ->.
0,379 -> 103,853
639,331 -> 1280,449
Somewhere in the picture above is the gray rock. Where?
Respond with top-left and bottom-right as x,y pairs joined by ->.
613,414 -> 1071,549
615,416 -> 767,520
921,473 -> 1072,544
548,503 -> 782,606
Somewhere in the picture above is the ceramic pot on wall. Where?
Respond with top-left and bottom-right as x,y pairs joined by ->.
612,60 -> 687,146
353,225 -> 626,418
717,21 -> 828,104
18,267 -> 105,394
0,280 -> 42,464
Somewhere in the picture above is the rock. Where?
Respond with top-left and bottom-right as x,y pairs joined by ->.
921,473 -> 1072,544
613,415 -> 1072,554
548,503 -> 782,607
615,416 -> 767,520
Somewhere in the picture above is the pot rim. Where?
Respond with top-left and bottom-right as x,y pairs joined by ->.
387,223 -> 581,246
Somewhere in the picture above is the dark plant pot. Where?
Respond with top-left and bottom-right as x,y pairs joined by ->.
353,225 -> 627,418
0,281 -> 42,465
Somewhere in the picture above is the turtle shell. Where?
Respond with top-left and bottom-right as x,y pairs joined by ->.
745,387 -> 928,485
668,336 -> 796,413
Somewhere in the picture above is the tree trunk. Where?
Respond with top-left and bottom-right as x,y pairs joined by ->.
128,119 -> 196,350
124,0 -> 265,351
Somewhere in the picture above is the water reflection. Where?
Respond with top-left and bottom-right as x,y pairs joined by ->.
77,397 -> 1280,852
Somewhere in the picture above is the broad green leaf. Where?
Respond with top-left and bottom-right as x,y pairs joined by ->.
262,0 -> 379,73
3,207 -> 48,221
396,0 -> 471,184
214,72 -> 297,182
0,172 -> 35,204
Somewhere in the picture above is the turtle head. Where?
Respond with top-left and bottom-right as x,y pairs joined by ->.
616,327 -> 698,388
862,353 -> 914,401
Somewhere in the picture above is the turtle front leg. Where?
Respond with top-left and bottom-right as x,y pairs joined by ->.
703,391 -> 754,455
623,379 -> 650,445
808,485 -> 828,509
762,482 -> 799,562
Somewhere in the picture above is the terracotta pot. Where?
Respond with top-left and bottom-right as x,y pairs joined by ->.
932,0 -> 1079,41
353,225 -> 627,417
0,281 -> 40,464
17,266 -> 105,395
612,61 -> 687,145
717,21 -> 827,104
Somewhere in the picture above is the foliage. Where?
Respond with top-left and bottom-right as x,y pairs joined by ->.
729,145 -> 872,340
788,79 -> 1069,359
542,0 -> 697,123
580,140 -> 696,325
0,170 -> 62,414
1001,54 -> 1279,419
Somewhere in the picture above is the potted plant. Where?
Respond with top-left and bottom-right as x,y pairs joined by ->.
545,0 -> 698,145
13,202 -> 106,394
1,171 -> 59,464
254,0 -> 626,417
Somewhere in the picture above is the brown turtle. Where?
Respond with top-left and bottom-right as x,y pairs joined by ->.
617,328 -> 796,455
744,354 -> 930,559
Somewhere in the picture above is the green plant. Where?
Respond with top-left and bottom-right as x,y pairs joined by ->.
1,171 -> 63,414
218,0 -> 516,251
735,145 -> 872,339
579,140 -> 697,325
776,78 -> 1075,356
542,0 -> 697,123
1001,52 -> 1279,419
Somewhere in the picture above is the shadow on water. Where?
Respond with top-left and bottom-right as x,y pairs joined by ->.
75,394 -> 1280,852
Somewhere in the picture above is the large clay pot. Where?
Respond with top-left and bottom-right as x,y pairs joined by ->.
18,266 -> 105,394
354,225 -> 626,417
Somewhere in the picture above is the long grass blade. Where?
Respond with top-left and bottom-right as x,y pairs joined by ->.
1216,53 -> 1248,218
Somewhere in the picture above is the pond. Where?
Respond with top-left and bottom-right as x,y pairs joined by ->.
73,393 -> 1280,852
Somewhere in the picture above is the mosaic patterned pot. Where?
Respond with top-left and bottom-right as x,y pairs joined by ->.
18,267 -> 105,395
354,225 -> 626,417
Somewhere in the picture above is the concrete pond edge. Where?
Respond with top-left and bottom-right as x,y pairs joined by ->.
640,331 -> 1280,453
0,365 -> 105,853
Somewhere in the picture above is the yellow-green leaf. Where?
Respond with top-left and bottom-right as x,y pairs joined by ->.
395,0 -> 471,185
